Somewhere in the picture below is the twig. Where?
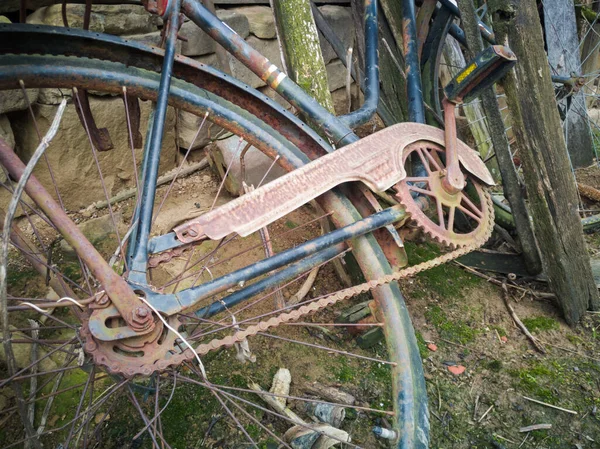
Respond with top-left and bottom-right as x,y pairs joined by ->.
478,404 -> 494,423
493,434 -> 518,444
455,262 -> 555,299
522,396 -> 578,415
24,319 -> 39,449
501,282 -> 546,354
1,99 -> 67,449
473,394 -> 480,421
248,381 -> 306,425
81,158 -> 208,213
288,266 -> 319,306
537,338 -> 600,362
519,423 -> 552,432
436,380 -> 442,412
518,432 -> 529,448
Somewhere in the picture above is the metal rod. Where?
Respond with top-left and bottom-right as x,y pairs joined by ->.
180,0 -> 358,146
129,0 -> 182,274
195,243 -> 346,319
340,0 -> 379,128
176,205 -> 406,309
402,0 -> 426,123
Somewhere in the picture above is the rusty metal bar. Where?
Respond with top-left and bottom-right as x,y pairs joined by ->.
0,140 -> 149,333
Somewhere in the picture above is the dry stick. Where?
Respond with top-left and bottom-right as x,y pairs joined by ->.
248,381 -> 307,426
501,282 -> 546,353
24,320 -> 39,449
519,423 -> 552,432
522,396 -> 578,415
455,262 -> 555,299
537,338 -> 600,362
1,99 -> 67,449
478,404 -> 494,423
288,265 -> 320,306
493,434 -> 518,444
81,158 -> 208,214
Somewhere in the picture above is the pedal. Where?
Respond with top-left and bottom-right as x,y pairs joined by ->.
444,45 -> 516,103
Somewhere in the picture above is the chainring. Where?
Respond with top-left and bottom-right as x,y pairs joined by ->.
394,140 -> 493,249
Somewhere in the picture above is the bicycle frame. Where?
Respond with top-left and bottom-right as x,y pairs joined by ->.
0,1 -> 496,447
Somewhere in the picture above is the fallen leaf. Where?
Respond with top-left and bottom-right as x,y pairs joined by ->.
95,412 -> 110,424
448,365 -> 466,375
48,415 -> 59,427
427,343 -> 438,352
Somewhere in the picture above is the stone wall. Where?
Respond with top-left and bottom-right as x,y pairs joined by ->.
0,4 -> 356,209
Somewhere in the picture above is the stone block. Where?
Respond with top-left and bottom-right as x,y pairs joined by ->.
37,88 -> 73,105
318,6 -> 355,64
232,6 -> 276,39
214,135 -> 286,195
326,59 -> 348,92
0,89 -> 39,115
125,30 -> 182,53
27,4 -> 159,35
8,97 -> 177,210
0,115 -> 14,150
180,9 -> 249,57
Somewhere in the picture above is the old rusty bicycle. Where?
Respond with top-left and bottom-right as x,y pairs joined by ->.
0,0 -> 515,447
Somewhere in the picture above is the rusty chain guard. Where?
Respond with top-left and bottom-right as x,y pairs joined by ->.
82,132 -> 495,377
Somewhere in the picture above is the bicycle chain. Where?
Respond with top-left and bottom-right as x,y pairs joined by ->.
150,188 -> 495,372
84,188 -> 493,376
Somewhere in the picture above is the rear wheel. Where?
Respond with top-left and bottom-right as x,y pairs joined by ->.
0,32 -> 428,449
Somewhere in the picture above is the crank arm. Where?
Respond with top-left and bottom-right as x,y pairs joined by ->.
174,123 -> 495,245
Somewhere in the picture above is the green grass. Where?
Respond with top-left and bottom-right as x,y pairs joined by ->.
425,305 -> 479,344
521,316 -> 559,333
405,242 -> 482,298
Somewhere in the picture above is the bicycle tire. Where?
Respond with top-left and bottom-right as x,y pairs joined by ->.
0,26 -> 428,449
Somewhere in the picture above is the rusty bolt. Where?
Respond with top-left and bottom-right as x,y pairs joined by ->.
96,293 -> 109,306
131,307 -> 152,328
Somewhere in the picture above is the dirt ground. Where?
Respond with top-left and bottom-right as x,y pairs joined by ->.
3,150 -> 600,449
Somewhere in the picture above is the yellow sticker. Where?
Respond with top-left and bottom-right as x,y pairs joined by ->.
456,62 -> 477,84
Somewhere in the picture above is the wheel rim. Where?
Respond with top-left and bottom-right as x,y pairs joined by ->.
0,54 -> 427,448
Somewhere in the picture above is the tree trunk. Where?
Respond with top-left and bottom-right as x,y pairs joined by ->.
491,0 -> 600,324
456,0 -> 542,274
542,0 -> 595,168
271,0 -> 335,116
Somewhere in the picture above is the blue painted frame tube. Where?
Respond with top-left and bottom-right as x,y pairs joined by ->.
129,0 -> 182,277
175,205 -> 407,309
340,0 -> 379,129
194,243 -> 347,319
181,0 -> 359,146
402,0 -> 425,124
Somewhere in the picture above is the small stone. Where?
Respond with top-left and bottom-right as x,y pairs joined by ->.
180,10 -> 249,56
500,336 -> 508,343
573,366 -> 580,372
27,4 -> 160,35
427,343 -> 438,352
447,365 -> 466,376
